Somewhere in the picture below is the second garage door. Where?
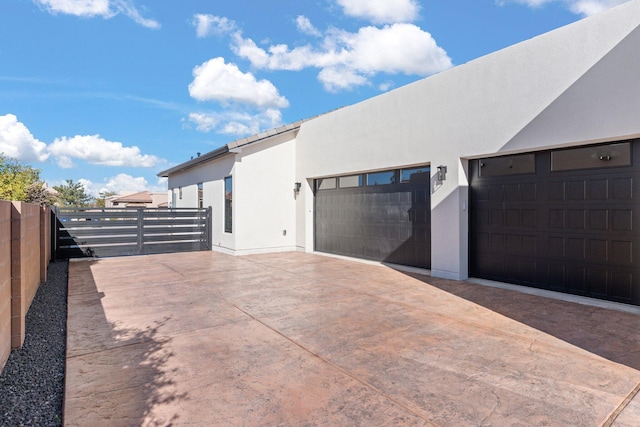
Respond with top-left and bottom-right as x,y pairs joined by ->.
315,167 -> 431,269
469,140 -> 640,306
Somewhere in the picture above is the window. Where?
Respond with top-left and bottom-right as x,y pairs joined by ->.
478,154 -> 535,177
339,175 -> 362,188
197,182 -> 203,209
171,189 -> 177,207
401,166 -> 430,183
316,177 -> 337,190
224,176 -> 232,233
366,171 -> 395,186
551,142 -> 631,171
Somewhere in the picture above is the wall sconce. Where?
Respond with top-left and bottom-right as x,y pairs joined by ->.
294,182 -> 302,194
437,165 -> 447,181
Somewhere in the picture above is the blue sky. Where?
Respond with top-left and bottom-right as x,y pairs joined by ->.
0,0 -> 631,196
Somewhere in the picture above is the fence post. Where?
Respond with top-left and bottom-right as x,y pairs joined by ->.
206,206 -> 212,250
50,207 -> 57,262
39,206 -> 50,284
137,209 -> 144,254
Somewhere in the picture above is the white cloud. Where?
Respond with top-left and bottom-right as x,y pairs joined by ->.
187,109 -> 283,136
80,173 -> 153,196
76,178 -> 99,196
35,0 -> 111,16
336,0 -> 420,23
188,113 -> 219,132
318,67 -> 368,92
48,134 -> 162,168
188,57 -> 289,108
115,0 -> 160,29
193,14 -> 237,38
378,81 -> 395,91
231,35 -> 274,69
342,25 -> 451,74
296,15 -> 321,37
33,0 -> 159,28
567,0 -> 629,14
497,0 -> 629,16
232,24 -> 452,91
0,114 -> 49,162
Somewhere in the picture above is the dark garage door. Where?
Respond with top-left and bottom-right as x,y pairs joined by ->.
315,167 -> 431,269
469,140 -> 640,306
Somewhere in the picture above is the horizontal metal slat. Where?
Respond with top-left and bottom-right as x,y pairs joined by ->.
143,234 -> 204,243
143,226 -> 205,235
58,227 -> 138,237
59,236 -> 139,246
143,210 -> 206,219
142,219 -> 205,227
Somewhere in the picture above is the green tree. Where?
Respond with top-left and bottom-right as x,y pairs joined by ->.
53,179 -> 93,207
0,155 -> 52,204
95,190 -> 117,208
25,182 -> 57,206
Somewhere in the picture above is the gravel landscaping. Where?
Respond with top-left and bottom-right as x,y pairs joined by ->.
0,261 -> 68,427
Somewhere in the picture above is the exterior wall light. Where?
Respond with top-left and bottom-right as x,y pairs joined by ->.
294,182 -> 302,193
437,165 -> 447,181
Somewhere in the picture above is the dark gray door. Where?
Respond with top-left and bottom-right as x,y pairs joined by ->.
315,171 -> 430,269
470,140 -> 640,306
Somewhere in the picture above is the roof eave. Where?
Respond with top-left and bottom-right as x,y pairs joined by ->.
157,145 -> 230,177
157,121 -> 306,178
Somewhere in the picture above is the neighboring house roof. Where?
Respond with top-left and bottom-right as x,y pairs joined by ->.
107,191 -> 168,208
112,191 -> 153,204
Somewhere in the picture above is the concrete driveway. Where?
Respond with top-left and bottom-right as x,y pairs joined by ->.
64,251 -> 640,426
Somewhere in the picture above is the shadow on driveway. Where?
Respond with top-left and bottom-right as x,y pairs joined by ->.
409,273 -> 640,371
64,259 -> 187,427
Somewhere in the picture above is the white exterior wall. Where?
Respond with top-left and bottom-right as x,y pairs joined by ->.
167,155 -> 236,252
233,134 -> 297,254
165,133 -> 297,256
295,2 -> 640,280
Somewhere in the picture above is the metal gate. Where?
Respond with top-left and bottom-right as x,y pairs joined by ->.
53,207 -> 211,259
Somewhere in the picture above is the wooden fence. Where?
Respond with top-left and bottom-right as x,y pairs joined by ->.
53,207 -> 211,259
1,202 -> 51,373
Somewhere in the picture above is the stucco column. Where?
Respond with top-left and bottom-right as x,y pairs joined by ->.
430,158 -> 469,280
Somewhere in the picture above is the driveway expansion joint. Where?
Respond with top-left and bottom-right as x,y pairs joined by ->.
601,381 -> 640,427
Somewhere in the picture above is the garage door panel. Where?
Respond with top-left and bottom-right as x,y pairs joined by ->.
588,239 -> 608,261
612,209 -> 633,231
470,140 -> 640,306
565,266 -> 586,292
547,264 -> 565,287
613,177 -> 633,199
611,240 -> 633,264
566,181 -> 586,200
610,272 -> 633,299
589,179 -> 607,199
315,175 -> 430,269
589,210 -> 608,229
587,269 -> 608,297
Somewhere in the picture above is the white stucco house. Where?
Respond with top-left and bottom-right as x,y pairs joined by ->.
159,0 -> 640,306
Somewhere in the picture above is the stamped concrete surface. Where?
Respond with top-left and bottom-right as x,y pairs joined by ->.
64,251 -> 640,426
